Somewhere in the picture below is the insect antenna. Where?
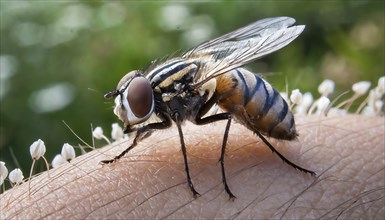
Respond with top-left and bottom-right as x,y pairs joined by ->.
254,131 -> 316,176
104,90 -> 119,99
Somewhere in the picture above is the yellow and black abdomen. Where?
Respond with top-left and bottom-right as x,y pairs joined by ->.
215,68 -> 297,140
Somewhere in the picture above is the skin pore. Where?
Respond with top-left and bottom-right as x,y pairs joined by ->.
0,115 -> 384,219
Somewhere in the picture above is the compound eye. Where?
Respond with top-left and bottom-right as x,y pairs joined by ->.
116,70 -> 140,91
126,77 -> 153,118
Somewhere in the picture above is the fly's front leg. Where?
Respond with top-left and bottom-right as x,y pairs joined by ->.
195,97 -> 236,199
174,112 -> 200,198
101,116 -> 172,164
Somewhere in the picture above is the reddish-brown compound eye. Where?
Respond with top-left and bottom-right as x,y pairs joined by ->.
116,70 -> 139,91
126,77 -> 153,118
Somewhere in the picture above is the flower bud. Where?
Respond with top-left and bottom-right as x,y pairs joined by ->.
290,89 -> 303,105
61,143 -> 76,161
30,139 -> 46,160
352,81 -> 371,95
92,127 -> 104,140
52,154 -> 68,168
9,168 -> 24,184
316,96 -> 331,115
111,123 -> 124,141
318,79 -> 335,97
0,161 -> 8,183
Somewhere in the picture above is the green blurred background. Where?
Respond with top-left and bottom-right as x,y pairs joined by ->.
0,1 -> 384,184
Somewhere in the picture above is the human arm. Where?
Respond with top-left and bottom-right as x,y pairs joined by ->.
0,115 -> 384,219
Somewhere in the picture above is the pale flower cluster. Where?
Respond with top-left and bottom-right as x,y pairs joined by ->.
290,76 -> 384,116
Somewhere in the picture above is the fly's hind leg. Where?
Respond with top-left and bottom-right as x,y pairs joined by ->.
219,116 -> 236,200
254,131 -> 316,176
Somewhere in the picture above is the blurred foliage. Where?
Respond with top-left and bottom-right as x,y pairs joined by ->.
0,1 -> 384,184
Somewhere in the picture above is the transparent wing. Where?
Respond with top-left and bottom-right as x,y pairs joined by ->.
182,17 -> 305,86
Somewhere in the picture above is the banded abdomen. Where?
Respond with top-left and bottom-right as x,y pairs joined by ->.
215,68 -> 297,140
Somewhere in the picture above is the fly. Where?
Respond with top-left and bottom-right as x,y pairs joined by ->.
102,17 -> 316,199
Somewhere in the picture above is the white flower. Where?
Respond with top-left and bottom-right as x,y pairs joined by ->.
316,96 -> 331,115
301,92 -> 314,109
111,123 -> 124,141
0,162 -> 8,184
0,161 -> 8,178
52,154 -> 69,168
290,89 -> 303,105
9,168 -> 24,184
295,92 -> 314,115
61,143 -> 76,161
368,89 -> 379,107
92,127 -> 104,140
28,140 -> 50,191
318,79 -> 335,97
376,76 -> 385,95
352,81 -> 371,95
92,126 -> 111,144
374,100 -> 383,113
29,139 -> 46,160
361,106 -> 375,116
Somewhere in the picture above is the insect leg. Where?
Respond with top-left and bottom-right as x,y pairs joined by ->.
194,104 -> 236,199
220,116 -> 236,200
101,116 -> 172,164
174,112 -> 200,198
254,130 -> 316,176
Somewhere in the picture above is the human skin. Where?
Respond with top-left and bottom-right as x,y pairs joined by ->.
0,115 -> 384,219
